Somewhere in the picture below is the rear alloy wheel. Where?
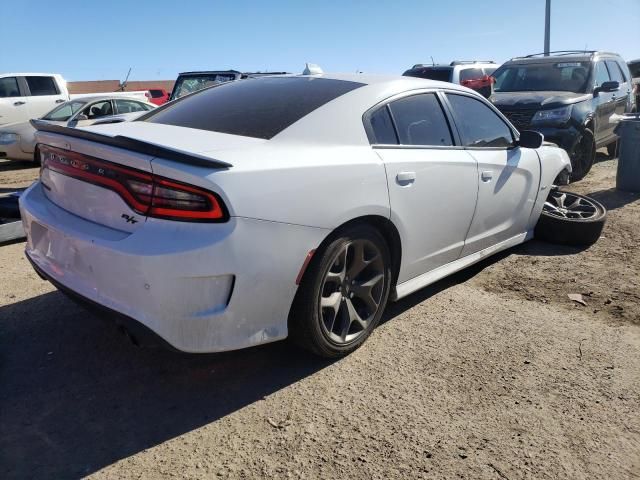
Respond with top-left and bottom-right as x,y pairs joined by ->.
534,190 -> 606,246
569,129 -> 595,182
289,225 -> 391,358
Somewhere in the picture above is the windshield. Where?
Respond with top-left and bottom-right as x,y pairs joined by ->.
171,74 -> 238,100
493,61 -> 592,93
42,101 -> 86,121
629,61 -> 640,78
403,67 -> 452,82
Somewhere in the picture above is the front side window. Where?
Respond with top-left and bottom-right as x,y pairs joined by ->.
25,76 -> 59,96
144,77 -> 365,139
115,99 -> 151,114
0,77 -> 20,98
594,62 -> 611,87
42,101 -> 85,121
387,94 -> 453,147
605,61 -> 624,84
447,94 -> 514,148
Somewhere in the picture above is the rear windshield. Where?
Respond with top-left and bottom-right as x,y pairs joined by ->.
493,61 -> 592,93
142,77 -> 365,139
403,67 -> 452,82
149,89 -> 164,98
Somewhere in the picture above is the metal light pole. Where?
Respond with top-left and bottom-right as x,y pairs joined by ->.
544,0 -> 551,56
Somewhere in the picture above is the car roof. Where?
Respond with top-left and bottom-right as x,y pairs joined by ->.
506,51 -> 623,65
67,95 -> 150,103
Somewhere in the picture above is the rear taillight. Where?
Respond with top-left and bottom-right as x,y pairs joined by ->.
39,144 -> 227,222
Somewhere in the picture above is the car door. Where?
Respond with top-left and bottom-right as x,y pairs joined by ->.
369,92 -> 479,283
24,76 -> 67,120
605,60 -> 630,116
592,61 -> 617,142
0,76 -> 29,125
443,92 -> 541,256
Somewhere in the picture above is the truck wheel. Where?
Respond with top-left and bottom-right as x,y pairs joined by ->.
534,190 -> 606,246
569,129 -> 595,182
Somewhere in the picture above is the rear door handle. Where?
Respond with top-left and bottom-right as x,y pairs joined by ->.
396,171 -> 416,185
13,101 -> 25,106
481,171 -> 493,182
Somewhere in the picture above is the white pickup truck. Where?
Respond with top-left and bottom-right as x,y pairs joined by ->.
0,73 -> 149,126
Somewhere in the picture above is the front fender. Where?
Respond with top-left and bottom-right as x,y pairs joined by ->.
527,145 -> 572,230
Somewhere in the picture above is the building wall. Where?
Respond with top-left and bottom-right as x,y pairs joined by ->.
68,80 -> 175,94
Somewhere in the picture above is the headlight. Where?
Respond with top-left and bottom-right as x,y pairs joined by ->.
0,133 -> 18,145
531,105 -> 573,125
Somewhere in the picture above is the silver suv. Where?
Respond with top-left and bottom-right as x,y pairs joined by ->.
403,60 -> 498,97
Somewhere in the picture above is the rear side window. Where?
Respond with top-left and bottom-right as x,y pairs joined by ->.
605,61 -> 624,83
0,77 -> 20,98
459,68 -> 483,82
25,76 -> 59,96
144,77 -> 365,139
388,94 -> 453,146
115,99 -> 150,114
403,68 -> 452,82
368,106 -> 398,144
446,94 -> 513,147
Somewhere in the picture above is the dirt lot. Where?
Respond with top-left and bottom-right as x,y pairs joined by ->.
1,155 -> 639,479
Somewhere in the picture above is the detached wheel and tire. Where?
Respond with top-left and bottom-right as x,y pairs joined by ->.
535,190 -> 606,246
569,129 -> 596,182
289,224 -> 392,358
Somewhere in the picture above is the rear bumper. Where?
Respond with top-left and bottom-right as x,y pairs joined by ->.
20,182 -> 328,353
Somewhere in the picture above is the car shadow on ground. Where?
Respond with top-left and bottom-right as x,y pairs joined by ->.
0,236 -> 586,479
0,160 -> 35,173
586,187 -> 639,211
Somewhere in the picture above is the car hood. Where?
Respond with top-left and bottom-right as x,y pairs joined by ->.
0,121 -> 36,134
490,91 -> 591,110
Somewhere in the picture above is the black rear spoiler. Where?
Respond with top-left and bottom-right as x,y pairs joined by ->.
30,120 -> 232,169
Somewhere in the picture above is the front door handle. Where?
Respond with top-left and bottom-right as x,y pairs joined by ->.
55,99 -> 65,103
13,101 -> 25,106
481,171 -> 493,182
396,171 -> 416,185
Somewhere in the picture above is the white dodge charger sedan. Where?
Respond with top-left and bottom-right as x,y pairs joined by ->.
20,73 -> 572,357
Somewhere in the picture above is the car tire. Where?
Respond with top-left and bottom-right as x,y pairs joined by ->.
0,195 -> 20,218
534,190 -> 606,246
288,224 -> 392,358
606,141 -> 617,158
569,129 -> 595,182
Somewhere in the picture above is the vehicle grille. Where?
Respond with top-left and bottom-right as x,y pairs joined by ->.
500,109 -> 537,131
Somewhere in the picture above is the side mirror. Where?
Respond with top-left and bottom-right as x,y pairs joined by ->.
518,130 -> 544,149
594,80 -> 620,96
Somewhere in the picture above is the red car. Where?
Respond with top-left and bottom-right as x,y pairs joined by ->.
146,88 -> 170,105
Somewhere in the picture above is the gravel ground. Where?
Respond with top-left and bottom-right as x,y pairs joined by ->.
1,155 -> 639,479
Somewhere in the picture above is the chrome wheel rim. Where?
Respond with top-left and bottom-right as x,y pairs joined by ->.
318,240 -> 385,344
543,191 -> 599,220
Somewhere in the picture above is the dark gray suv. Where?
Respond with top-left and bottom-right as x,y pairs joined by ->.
490,51 -> 635,181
